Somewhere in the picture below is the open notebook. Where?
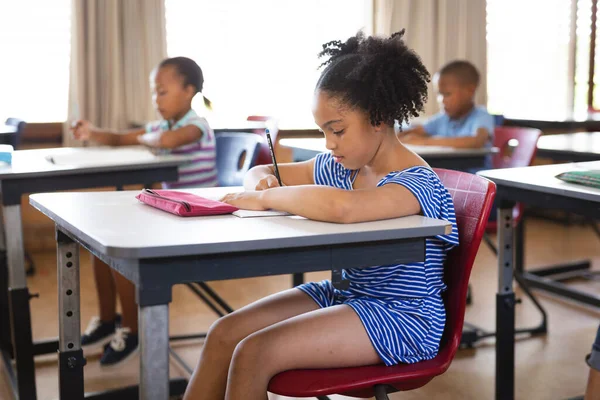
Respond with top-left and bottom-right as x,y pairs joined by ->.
232,209 -> 290,218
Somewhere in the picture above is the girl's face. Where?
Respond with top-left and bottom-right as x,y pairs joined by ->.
151,65 -> 195,122
312,90 -> 383,170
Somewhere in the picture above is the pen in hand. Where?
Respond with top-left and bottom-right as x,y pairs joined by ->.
266,129 -> 283,187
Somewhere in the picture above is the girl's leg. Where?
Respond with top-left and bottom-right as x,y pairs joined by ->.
92,257 -> 117,321
585,324 -> 600,400
98,268 -> 139,367
225,304 -> 380,400
183,288 -> 319,400
111,269 -> 138,333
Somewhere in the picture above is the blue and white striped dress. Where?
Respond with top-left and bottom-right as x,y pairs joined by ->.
145,109 -> 218,189
298,153 -> 459,366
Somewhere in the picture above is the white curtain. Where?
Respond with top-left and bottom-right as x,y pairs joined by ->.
373,0 -> 487,116
65,0 -> 167,145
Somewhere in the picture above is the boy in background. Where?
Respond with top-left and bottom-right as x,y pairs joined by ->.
401,60 -> 494,166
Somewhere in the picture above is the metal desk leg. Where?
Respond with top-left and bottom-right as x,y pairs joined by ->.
4,204 -> 37,400
497,205 -> 516,400
292,273 -> 304,287
56,229 -> 84,399
139,305 -> 169,400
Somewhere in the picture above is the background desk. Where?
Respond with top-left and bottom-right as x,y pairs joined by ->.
30,187 -> 451,400
536,132 -> 600,162
479,161 -> 600,400
0,146 -> 191,400
279,137 -> 497,170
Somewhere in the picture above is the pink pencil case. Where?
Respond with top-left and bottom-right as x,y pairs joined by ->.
136,189 -> 238,217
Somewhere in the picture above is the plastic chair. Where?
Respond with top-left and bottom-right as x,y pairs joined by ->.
462,126 -> 543,348
268,169 -> 496,399
484,126 -> 542,236
246,115 -> 279,166
216,132 -> 264,187
182,132 -> 265,338
4,117 -> 25,148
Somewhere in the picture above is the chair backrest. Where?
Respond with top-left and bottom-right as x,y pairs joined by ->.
216,132 -> 264,186
246,115 -> 279,166
433,168 -> 496,358
492,126 -> 541,169
4,117 -> 26,149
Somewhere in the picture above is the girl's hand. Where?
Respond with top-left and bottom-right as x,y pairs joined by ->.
255,175 -> 281,191
137,131 -> 161,148
220,191 -> 266,210
71,120 -> 93,140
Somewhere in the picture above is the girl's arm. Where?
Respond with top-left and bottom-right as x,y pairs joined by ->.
90,128 -> 145,146
72,120 -> 145,146
156,125 -> 203,149
244,159 -> 316,191
261,184 -> 421,223
222,183 -> 421,224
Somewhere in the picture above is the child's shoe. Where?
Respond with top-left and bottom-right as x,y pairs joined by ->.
99,327 -> 139,368
81,315 -> 121,350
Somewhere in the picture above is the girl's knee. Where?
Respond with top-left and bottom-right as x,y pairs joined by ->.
205,313 -> 247,350
230,331 -> 278,373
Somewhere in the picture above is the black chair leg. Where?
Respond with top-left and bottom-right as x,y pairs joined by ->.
374,384 -> 390,400
482,232 -> 498,256
466,284 -> 473,305
25,251 -> 35,276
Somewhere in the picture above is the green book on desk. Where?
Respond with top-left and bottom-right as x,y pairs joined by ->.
556,170 -> 600,189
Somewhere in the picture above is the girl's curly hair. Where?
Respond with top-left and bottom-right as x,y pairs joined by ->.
316,30 -> 430,127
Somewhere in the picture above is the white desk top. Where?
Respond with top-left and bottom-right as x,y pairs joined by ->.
478,161 -> 600,202
279,138 -> 496,158
0,146 -> 192,180
0,124 -> 16,135
537,132 -> 600,154
30,187 -> 451,259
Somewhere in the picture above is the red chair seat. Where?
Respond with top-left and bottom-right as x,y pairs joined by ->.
269,169 -> 496,399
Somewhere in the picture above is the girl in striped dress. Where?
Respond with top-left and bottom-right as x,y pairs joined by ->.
184,31 -> 459,400
71,57 -> 216,367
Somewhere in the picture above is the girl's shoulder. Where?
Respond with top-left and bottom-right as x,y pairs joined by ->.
378,165 -> 440,187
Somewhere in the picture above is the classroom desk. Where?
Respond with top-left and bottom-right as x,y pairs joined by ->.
504,115 -> 600,131
536,132 -> 600,162
478,161 -> 600,400
529,131 -> 600,307
0,146 -> 192,400
29,187 -> 451,400
279,137 -> 497,170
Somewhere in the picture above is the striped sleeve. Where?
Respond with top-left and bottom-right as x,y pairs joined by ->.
145,120 -> 163,133
381,168 -> 459,247
312,153 -> 351,188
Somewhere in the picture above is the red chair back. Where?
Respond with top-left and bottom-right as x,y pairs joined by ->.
492,126 -> 541,169
268,169 -> 496,398
487,126 -> 541,232
246,115 -> 279,166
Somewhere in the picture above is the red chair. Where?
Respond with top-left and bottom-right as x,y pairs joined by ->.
246,115 -> 279,166
268,169 -> 496,399
485,126 -> 541,235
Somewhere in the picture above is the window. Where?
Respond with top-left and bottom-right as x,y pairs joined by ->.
486,0 -> 575,120
166,0 -> 370,128
0,0 -> 71,123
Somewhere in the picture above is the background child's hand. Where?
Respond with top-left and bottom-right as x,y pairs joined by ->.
219,192 -> 266,210
402,134 -> 430,146
137,131 -> 161,148
71,120 -> 93,140
255,175 -> 281,191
